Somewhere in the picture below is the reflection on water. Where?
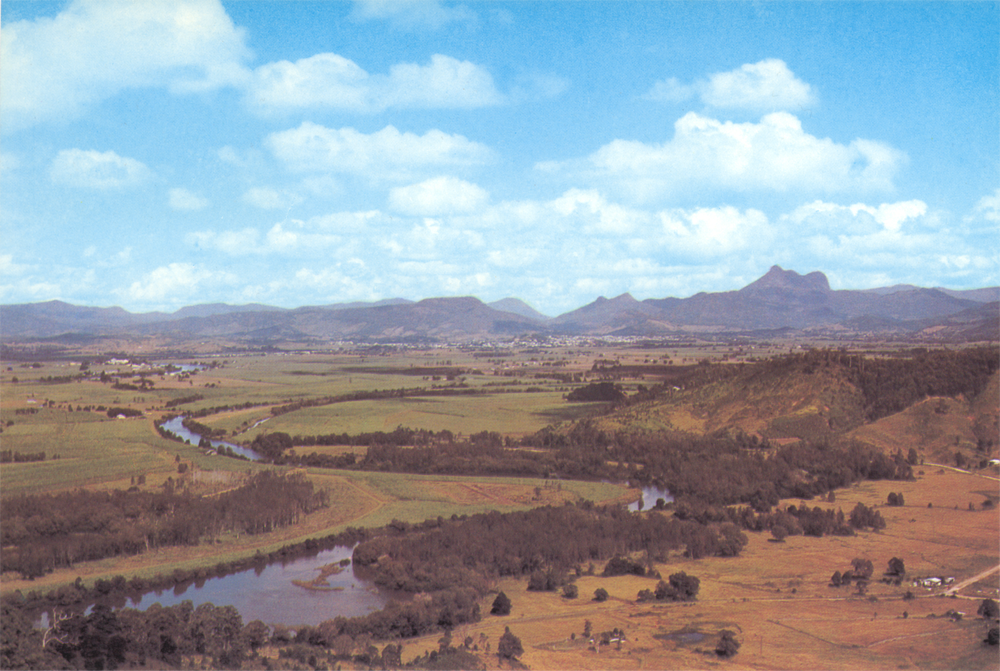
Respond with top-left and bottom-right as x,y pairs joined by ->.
628,486 -> 673,511
127,547 -> 388,626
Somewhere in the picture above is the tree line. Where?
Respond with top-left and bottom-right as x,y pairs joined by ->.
2,472 -> 328,579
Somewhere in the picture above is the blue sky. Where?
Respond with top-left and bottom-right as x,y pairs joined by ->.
2,0 -> 997,316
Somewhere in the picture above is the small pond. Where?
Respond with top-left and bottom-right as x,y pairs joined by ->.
628,486 -> 673,511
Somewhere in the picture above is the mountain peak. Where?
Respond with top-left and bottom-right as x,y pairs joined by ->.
743,266 -> 830,293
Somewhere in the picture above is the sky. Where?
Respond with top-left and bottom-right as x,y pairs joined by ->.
2,0 -> 998,317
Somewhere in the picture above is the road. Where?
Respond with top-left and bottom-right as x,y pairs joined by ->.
945,564 -> 1000,596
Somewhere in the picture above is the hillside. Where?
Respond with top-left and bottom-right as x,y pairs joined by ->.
847,371 -> 1000,464
581,348 -> 1000,465
593,357 -> 867,441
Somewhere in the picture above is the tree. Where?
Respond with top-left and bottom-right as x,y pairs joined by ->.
715,630 -> 740,657
491,592 -> 512,616
668,571 -> 700,601
593,588 -> 609,602
886,557 -> 906,577
563,584 -> 578,599
851,558 -> 874,581
497,627 -> 523,662
382,643 -> 403,667
770,525 -> 788,542
978,598 -> 1000,621
830,571 -> 843,587
241,620 -> 270,652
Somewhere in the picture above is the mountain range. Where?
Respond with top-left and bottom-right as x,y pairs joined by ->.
2,267 -> 997,343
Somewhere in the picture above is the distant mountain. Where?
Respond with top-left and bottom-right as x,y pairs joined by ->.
639,266 -> 984,333
120,296 -> 543,342
311,298 -> 414,311
0,300 -> 165,338
170,303 -> 286,320
549,293 -> 667,334
488,298 -> 548,321
934,287 -> 1000,303
2,267 -> 997,343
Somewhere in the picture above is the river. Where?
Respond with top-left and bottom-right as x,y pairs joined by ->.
160,415 -> 263,462
40,547 -> 390,629
127,546 -> 388,626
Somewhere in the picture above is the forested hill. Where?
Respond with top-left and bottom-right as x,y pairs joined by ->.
583,346 -> 1000,446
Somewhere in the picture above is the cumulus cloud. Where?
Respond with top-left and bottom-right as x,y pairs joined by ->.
158,187 -> 996,314
1,0 -> 250,132
266,122 -> 492,181
554,111 -> 905,202
248,53 -> 503,115
349,0 -> 476,31
389,176 -> 489,215
168,187 -> 209,210
645,59 -> 816,112
50,149 -> 151,189
125,262 -> 235,303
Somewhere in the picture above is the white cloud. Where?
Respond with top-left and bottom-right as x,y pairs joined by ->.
658,206 -> 772,257
382,54 -> 503,109
967,188 -> 1000,223
389,176 -> 489,215
125,262 -> 235,303
787,199 -> 928,234
700,59 -> 815,111
645,59 -> 815,112
1,0 -> 251,132
243,187 -> 302,210
187,228 -> 261,255
0,152 -> 21,174
350,0 -> 476,31
50,149 -> 151,189
168,187 -> 209,211
558,112 -> 904,202
266,122 -> 492,181
643,77 -> 695,104
0,253 -> 29,277
248,53 -> 503,114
